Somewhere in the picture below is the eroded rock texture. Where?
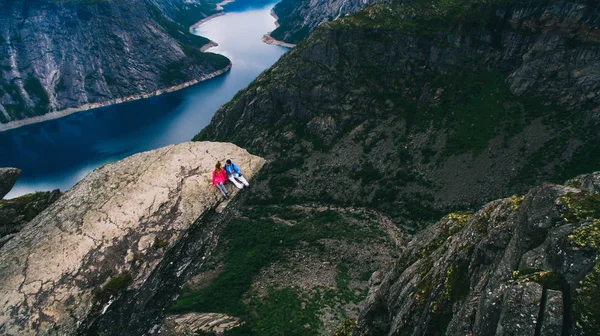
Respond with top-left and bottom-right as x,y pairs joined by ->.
354,173 -> 600,336
0,141 -> 264,336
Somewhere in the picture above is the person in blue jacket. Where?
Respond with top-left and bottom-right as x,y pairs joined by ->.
224,159 -> 249,189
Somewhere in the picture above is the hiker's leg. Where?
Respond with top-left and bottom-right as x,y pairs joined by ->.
228,176 -> 243,189
235,173 -> 249,186
216,183 -> 228,197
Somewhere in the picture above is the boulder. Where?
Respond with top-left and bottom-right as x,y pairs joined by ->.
0,168 -> 21,199
0,142 -> 265,336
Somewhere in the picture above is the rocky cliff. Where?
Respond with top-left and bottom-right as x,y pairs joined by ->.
270,0 -> 385,44
354,172 -> 600,336
197,0 -> 600,228
0,0 -> 230,129
0,141 -> 264,335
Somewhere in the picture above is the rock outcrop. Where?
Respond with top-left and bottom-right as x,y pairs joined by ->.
0,0 -> 230,129
0,142 -> 264,335
0,167 -> 20,199
353,173 -> 600,335
0,189 -> 61,248
197,0 -> 600,226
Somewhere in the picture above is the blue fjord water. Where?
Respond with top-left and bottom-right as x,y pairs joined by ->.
0,1 -> 287,198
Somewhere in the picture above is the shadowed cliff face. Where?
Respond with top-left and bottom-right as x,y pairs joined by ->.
270,0 -> 386,44
0,0 -> 230,125
0,142 -> 265,336
354,173 -> 600,336
197,0 -> 600,227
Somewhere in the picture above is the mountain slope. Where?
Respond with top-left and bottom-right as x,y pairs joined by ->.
270,0 -> 385,44
196,0 -> 600,228
0,0 -> 229,126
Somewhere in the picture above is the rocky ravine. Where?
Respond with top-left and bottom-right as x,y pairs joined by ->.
0,0 -> 230,130
0,141 -> 264,335
354,172 -> 600,336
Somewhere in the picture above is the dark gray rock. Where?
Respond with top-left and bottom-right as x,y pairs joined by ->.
0,167 -> 20,199
495,282 -> 543,336
541,289 -> 564,336
567,172 -> 600,193
353,174 -> 600,335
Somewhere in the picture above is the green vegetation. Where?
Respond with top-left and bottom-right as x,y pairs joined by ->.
335,0 -> 515,33
333,318 -> 358,336
511,270 -> 563,290
560,192 -> 600,336
170,208 -> 383,334
153,237 -> 170,249
570,219 -> 600,336
0,192 -> 56,222
559,192 -> 600,223
95,273 -> 133,303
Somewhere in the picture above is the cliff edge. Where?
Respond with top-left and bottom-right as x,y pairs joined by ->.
0,141 -> 264,335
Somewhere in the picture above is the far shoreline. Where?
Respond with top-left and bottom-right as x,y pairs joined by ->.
0,0 -> 290,133
0,1 -> 239,134
0,64 -> 232,133
261,9 -> 296,48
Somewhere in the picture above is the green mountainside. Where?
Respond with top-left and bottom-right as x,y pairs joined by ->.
198,0 -> 600,227
181,0 -> 600,334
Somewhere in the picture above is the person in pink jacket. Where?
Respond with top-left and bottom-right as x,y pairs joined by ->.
212,162 -> 229,199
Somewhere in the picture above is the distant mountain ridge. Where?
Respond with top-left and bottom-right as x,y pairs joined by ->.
0,0 -> 230,127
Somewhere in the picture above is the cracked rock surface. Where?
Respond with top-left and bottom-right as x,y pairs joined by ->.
0,141 -> 264,336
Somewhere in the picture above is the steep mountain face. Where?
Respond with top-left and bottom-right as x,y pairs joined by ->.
354,172 -> 600,336
0,142 -> 265,336
270,0 -> 384,44
0,0 -> 229,126
197,0 -> 600,228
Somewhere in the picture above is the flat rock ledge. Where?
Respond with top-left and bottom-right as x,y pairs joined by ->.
160,313 -> 243,335
0,142 -> 265,336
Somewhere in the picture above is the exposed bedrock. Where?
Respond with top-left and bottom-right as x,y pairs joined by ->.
0,141 -> 264,336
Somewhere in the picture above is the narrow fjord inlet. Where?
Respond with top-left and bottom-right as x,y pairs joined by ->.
0,1 -> 287,198
1,0 -> 599,335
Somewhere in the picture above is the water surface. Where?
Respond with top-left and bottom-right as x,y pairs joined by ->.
0,1 -> 287,198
